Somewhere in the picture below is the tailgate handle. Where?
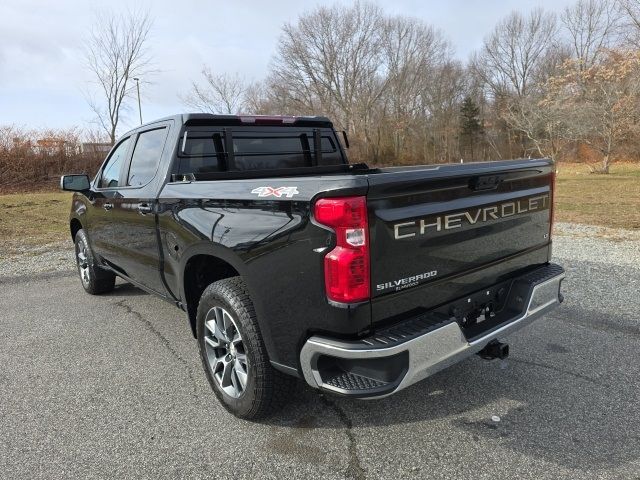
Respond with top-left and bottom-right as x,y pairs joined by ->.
470,175 -> 502,191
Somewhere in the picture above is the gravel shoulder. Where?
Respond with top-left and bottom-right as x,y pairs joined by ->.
554,222 -> 640,268
0,240 -> 73,279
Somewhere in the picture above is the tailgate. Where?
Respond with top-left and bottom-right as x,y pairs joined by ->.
366,160 -> 554,324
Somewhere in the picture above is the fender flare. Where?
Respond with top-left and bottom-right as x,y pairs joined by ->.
177,241 -> 248,303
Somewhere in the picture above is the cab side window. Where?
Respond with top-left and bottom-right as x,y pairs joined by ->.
127,128 -> 167,187
99,137 -> 131,189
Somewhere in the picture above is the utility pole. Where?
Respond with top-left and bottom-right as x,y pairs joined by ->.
133,77 -> 142,125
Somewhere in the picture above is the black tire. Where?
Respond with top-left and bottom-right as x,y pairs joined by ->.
196,277 -> 296,420
74,229 -> 116,295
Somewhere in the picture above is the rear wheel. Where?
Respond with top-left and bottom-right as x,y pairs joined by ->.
196,277 -> 296,420
74,229 -> 115,295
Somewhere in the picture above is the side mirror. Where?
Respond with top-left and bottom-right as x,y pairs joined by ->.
60,174 -> 91,192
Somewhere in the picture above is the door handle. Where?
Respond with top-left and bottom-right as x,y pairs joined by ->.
138,203 -> 153,214
103,203 -> 114,211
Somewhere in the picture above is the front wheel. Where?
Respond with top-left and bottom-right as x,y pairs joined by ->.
74,229 -> 115,295
196,277 -> 296,420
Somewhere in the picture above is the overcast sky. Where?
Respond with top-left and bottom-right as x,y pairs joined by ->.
0,0 -> 576,134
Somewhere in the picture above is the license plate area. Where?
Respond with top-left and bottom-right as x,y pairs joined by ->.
436,279 -> 514,339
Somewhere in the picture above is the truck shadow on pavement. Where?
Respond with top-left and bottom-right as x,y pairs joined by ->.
105,280 -> 151,297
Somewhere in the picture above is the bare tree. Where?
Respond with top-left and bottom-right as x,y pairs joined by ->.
382,16 -> 452,158
561,0 -> 621,69
84,10 -> 154,144
270,1 -> 386,137
242,81 -> 268,114
620,0 -> 640,46
471,9 -> 558,98
502,45 -> 572,161
183,69 -> 248,114
419,61 -> 468,163
547,51 -> 640,172
265,3 -> 464,163
503,92 -> 570,161
530,41 -> 573,86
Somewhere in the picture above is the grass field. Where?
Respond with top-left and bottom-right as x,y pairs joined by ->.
0,192 -> 73,254
556,162 -> 640,230
0,162 -> 638,252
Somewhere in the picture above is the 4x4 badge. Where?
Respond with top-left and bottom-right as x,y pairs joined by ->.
251,186 -> 299,198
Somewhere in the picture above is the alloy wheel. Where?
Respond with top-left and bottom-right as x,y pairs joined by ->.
76,240 -> 90,286
203,306 -> 249,398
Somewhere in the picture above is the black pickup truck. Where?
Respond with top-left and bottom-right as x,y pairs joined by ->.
61,114 -> 564,419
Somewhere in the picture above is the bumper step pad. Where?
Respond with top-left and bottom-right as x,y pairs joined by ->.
324,372 -> 389,391
361,313 -> 451,348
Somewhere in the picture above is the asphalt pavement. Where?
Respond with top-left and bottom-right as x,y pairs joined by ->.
1,233 -> 639,479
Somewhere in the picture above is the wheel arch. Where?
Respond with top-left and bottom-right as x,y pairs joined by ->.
179,244 -> 246,338
70,217 -> 83,241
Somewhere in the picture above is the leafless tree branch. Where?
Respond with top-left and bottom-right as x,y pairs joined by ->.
84,9 -> 154,144
181,69 -> 248,114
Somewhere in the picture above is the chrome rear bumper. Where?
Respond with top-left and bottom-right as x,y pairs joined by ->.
300,264 -> 565,398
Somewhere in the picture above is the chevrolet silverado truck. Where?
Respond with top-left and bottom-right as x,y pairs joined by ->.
61,114 -> 565,419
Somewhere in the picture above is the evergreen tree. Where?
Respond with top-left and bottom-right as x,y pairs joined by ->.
459,96 -> 484,159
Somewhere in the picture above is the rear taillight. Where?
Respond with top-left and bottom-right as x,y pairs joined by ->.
314,196 -> 370,303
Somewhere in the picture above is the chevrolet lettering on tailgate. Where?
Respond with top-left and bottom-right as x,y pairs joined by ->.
393,194 -> 550,239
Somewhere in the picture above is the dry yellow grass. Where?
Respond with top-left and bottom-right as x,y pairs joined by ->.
0,191 -> 73,254
555,162 -> 640,230
0,162 -> 638,251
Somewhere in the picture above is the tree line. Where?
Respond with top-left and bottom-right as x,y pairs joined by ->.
0,126 -> 106,192
4,0 -> 640,190
185,0 -> 640,173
